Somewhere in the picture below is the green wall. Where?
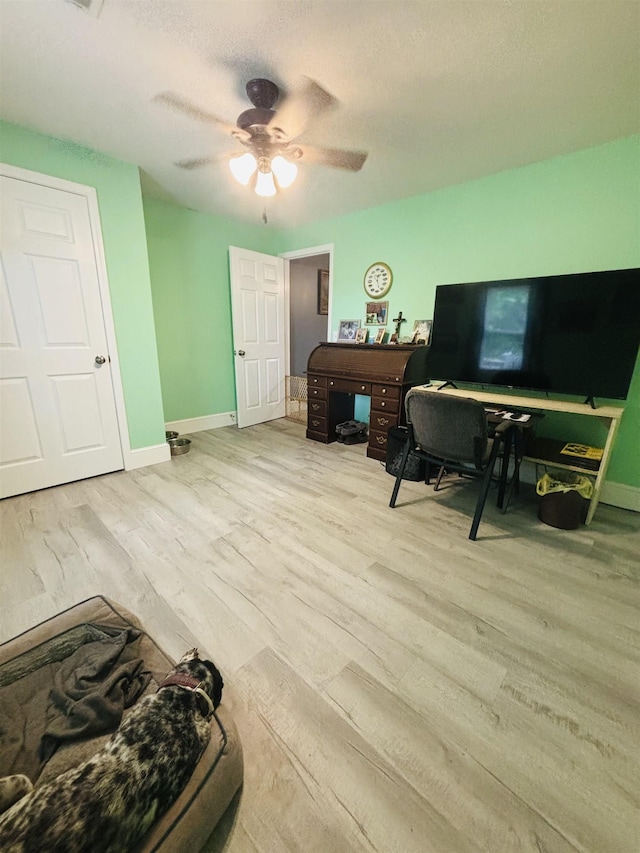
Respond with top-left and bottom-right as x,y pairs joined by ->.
143,198 -> 276,422
277,136 -> 640,488
0,120 -> 165,450
5,117 -> 635,490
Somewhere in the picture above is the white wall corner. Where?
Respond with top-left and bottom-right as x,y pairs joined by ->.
123,442 -> 170,471
165,412 -> 237,434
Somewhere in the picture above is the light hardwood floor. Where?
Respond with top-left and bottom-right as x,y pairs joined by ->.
1,419 -> 639,852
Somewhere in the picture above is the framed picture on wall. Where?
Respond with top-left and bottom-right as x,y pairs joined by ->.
365,300 -> 388,325
337,319 -> 361,342
317,269 -> 329,315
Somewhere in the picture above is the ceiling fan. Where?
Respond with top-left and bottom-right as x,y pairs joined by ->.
155,77 -> 368,197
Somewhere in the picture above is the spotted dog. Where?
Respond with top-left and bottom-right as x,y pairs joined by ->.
0,777 -> 33,815
0,649 -> 223,853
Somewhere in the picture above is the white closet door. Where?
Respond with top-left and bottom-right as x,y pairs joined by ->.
0,175 -> 123,498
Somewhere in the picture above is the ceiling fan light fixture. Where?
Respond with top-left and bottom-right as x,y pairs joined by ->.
271,155 -> 298,188
255,158 -> 277,197
229,152 -> 257,185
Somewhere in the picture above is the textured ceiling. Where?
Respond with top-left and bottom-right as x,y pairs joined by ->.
0,0 -> 638,228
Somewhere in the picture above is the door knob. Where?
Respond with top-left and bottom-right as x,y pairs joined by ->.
237,350 -> 246,357
95,355 -> 106,365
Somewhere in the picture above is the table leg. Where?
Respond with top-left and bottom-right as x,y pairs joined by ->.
496,428 -> 513,509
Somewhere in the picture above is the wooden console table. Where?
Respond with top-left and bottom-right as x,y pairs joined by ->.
306,343 -> 430,461
413,385 -> 624,524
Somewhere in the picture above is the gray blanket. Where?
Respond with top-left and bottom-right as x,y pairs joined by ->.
0,623 -> 151,780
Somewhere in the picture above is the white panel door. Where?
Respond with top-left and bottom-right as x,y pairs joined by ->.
0,176 -> 123,498
229,247 -> 286,428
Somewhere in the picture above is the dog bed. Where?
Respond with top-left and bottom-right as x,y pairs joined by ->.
0,596 -> 244,852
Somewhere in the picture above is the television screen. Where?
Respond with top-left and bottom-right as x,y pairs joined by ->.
428,269 -> 640,400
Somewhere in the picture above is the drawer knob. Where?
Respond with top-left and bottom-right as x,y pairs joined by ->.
378,417 -> 389,426
380,401 -> 386,407
330,380 -> 334,386
311,419 -> 320,427
361,385 -> 366,391
382,388 -> 387,394
312,403 -> 320,411
376,435 -> 386,445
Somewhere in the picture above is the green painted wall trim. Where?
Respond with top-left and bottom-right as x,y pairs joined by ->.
143,197 -> 278,422
0,120 -> 166,450
278,136 -> 640,488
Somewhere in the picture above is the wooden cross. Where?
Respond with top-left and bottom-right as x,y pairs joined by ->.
392,311 -> 406,338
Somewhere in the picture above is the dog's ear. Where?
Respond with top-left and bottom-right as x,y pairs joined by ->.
202,660 -> 224,709
179,648 -> 200,663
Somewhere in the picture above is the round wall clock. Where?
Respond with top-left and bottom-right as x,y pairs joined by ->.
363,262 -> 393,299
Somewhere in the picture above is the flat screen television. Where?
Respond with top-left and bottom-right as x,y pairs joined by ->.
428,268 -> 640,401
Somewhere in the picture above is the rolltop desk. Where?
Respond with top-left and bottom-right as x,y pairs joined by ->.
305,342 -> 430,461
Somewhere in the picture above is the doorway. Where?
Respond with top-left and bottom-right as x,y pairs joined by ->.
227,242 -> 333,429
282,244 -> 333,424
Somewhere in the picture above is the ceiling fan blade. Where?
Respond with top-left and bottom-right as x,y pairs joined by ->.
296,144 -> 368,172
155,91 -> 250,141
269,77 -> 337,140
175,156 -> 215,170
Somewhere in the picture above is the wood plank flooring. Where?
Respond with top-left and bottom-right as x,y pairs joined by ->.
1,419 -> 639,852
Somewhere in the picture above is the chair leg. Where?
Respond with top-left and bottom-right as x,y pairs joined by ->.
469,441 -> 501,540
502,429 -> 524,514
389,438 -> 412,508
433,465 -> 446,491
502,428 -> 524,514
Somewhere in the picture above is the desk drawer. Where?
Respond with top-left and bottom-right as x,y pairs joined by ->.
370,410 -> 399,431
372,383 -> 400,401
308,375 -> 327,389
308,385 -> 327,401
369,428 -> 390,452
328,378 -> 371,395
307,399 -> 327,418
307,414 -> 327,435
371,395 -> 399,414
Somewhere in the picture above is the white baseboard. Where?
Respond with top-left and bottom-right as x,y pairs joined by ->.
519,460 -> 639,512
600,481 -> 640,512
123,442 -> 171,470
165,412 -> 237,434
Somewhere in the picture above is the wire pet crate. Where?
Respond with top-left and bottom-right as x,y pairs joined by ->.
286,375 -> 308,424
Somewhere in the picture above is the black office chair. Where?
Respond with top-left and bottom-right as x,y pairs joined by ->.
389,389 -> 513,540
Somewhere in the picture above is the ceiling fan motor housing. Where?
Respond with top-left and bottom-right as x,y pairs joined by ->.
236,78 -> 280,131
236,107 -> 276,130
245,78 -> 279,109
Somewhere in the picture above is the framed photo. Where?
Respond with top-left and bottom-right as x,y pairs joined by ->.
411,319 -> 432,345
365,300 -> 389,325
389,333 -> 398,344
355,328 -> 368,344
374,327 -> 386,344
317,270 -> 329,315
337,319 -> 361,342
